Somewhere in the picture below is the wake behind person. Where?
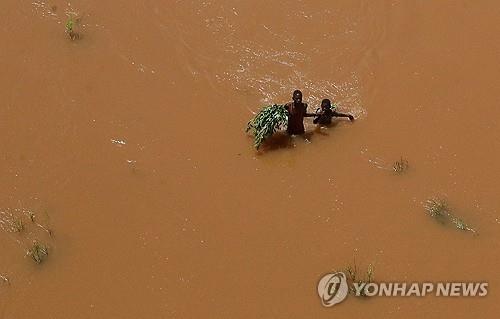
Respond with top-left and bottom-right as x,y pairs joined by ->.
284,90 -> 316,135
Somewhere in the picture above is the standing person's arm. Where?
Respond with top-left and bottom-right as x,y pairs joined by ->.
333,111 -> 355,121
303,103 -> 317,117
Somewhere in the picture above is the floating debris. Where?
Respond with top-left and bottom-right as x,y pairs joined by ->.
27,241 -> 49,264
424,198 -> 477,234
246,104 -> 288,149
110,139 -> 127,146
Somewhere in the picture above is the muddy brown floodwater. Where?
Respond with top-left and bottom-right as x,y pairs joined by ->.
1,0 -> 500,318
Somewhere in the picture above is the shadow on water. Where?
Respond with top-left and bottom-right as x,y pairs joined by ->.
258,132 -> 294,152
256,127 -> 329,153
251,119 -> 348,154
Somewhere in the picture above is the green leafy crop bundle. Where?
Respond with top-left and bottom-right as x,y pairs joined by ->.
246,104 -> 288,149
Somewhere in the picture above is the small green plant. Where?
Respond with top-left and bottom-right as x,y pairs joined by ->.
66,17 -> 74,33
27,241 -> 49,264
345,262 -> 374,297
246,104 -> 288,149
393,157 -> 409,174
424,198 -> 477,234
65,16 -> 79,40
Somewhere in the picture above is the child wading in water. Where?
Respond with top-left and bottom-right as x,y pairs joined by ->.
313,99 -> 355,125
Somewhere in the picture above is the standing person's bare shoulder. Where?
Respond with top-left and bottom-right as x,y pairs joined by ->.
284,101 -> 293,111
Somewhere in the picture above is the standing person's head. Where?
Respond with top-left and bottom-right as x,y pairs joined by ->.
321,99 -> 332,110
292,90 -> 303,104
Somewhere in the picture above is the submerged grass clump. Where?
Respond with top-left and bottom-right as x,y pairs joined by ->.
27,241 -> 49,264
393,157 -> 409,174
0,211 -> 24,233
424,198 -> 477,234
246,104 -> 288,149
1,207 -> 55,269
424,198 -> 448,222
12,218 -> 24,233
345,262 -> 374,297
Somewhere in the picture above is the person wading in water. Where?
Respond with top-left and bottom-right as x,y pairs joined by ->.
284,90 -> 317,135
313,98 -> 354,125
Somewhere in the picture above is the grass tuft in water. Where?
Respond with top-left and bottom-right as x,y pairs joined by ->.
1,213 -> 24,233
449,215 -> 476,233
424,198 -> 477,234
27,210 -> 35,222
27,241 -> 49,264
246,104 -> 288,149
11,217 -> 24,233
65,16 -> 80,40
424,198 -> 449,223
393,157 -> 409,174
0,274 -> 9,285
345,262 -> 374,297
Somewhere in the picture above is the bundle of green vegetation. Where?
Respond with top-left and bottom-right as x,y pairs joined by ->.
246,104 -> 288,149
27,241 -> 49,264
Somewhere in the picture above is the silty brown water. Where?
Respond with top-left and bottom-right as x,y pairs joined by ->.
1,1 -> 500,318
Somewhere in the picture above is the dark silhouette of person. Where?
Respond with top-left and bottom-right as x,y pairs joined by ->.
284,90 -> 316,135
313,99 -> 354,125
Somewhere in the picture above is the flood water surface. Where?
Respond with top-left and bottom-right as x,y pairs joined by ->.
1,1 -> 500,318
